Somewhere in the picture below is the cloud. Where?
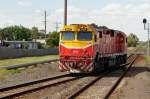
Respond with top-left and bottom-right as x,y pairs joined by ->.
17,0 -> 32,7
35,9 -> 41,14
2,1 -> 150,41
0,15 -> 6,19
47,3 -> 150,41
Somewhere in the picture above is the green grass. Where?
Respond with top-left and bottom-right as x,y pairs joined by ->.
146,56 -> 150,66
0,69 -> 23,78
0,69 -> 21,74
0,55 -> 58,66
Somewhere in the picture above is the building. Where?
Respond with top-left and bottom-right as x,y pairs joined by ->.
3,41 -> 40,49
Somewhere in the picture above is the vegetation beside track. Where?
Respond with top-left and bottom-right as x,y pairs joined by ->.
146,56 -> 150,66
0,55 -> 58,66
0,55 -> 58,77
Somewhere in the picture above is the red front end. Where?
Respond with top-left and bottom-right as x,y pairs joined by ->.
59,44 -> 94,73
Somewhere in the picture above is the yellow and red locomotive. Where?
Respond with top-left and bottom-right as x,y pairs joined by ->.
59,24 -> 127,73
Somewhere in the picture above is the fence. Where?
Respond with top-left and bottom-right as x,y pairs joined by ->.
0,47 -> 58,59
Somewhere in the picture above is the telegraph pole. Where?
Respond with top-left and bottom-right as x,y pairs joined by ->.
64,0 -> 67,26
44,11 -> 47,38
143,18 -> 150,56
44,10 -> 47,45
148,23 -> 150,56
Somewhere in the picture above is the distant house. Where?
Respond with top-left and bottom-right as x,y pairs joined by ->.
36,39 -> 46,44
3,41 -> 40,49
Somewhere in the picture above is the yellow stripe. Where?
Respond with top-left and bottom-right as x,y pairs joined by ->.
61,41 -> 92,48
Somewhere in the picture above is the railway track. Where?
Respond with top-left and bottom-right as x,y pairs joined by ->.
0,54 -> 138,99
66,54 -> 138,99
103,55 -> 138,99
0,59 -> 59,70
0,73 -> 86,99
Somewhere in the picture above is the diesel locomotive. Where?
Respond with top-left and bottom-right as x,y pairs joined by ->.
59,24 -> 127,73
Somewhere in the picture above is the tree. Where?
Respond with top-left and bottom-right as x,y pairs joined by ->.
0,28 -> 4,45
90,23 -> 108,29
127,33 -> 139,47
0,28 -> 2,40
46,32 -> 59,47
0,25 -> 31,41
91,23 -> 99,29
31,27 -> 38,41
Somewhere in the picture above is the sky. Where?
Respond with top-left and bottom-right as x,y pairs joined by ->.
0,0 -> 150,41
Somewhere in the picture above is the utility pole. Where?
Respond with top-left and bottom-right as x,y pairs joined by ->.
64,0 -> 67,26
55,22 -> 61,32
143,18 -> 150,56
148,23 -> 150,56
44,10 -> 47,45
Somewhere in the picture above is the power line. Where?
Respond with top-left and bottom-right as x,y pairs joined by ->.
55,22 -> 61,32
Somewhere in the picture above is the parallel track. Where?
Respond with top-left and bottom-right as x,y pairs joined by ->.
67,72 -> 108,99
67,54 -> 138,99
104,55 -> 138,99
0,54 -> 138,99
0,73 -> 85,99
0,73 -> 70,92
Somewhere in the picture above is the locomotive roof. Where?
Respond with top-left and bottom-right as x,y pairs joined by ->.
60,24 -> 95,32
96,28 -> 126,36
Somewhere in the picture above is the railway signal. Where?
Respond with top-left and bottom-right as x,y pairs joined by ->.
143,18 -> 150,56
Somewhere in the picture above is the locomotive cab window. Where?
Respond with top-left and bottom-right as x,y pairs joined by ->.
77,32 -> 92,41
61,32 -> 75,40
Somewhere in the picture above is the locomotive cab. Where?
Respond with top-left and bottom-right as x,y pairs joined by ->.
59,24 -> 97,73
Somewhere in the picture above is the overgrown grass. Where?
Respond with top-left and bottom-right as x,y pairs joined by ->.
0,69 -> 21,74
0,69 -> 23,79
128,47 -> 146,53
146,56 -> 150,66
0,55 -> 58,76
0,55 -> 58,66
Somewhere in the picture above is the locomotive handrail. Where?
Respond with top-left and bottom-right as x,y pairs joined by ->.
0,59 -> 59,70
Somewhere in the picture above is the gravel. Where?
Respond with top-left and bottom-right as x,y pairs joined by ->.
0,62 -> 61,88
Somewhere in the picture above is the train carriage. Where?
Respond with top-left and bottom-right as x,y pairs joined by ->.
59,24 -> 127,73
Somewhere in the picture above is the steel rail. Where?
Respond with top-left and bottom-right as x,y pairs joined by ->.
0,73 -> 70,92
67,73 -> 107,99
0,59 -> 59,69
104,55 -> 138,99
67,55 -> 136,99
0,73 -> 85,99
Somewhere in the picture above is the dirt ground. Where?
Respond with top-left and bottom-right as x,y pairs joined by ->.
0,62 -> 61,87
110,55 -> 150,99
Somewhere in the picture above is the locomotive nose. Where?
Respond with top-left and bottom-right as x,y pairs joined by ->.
70,49 -> 91,57
71,49 -> 80,55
